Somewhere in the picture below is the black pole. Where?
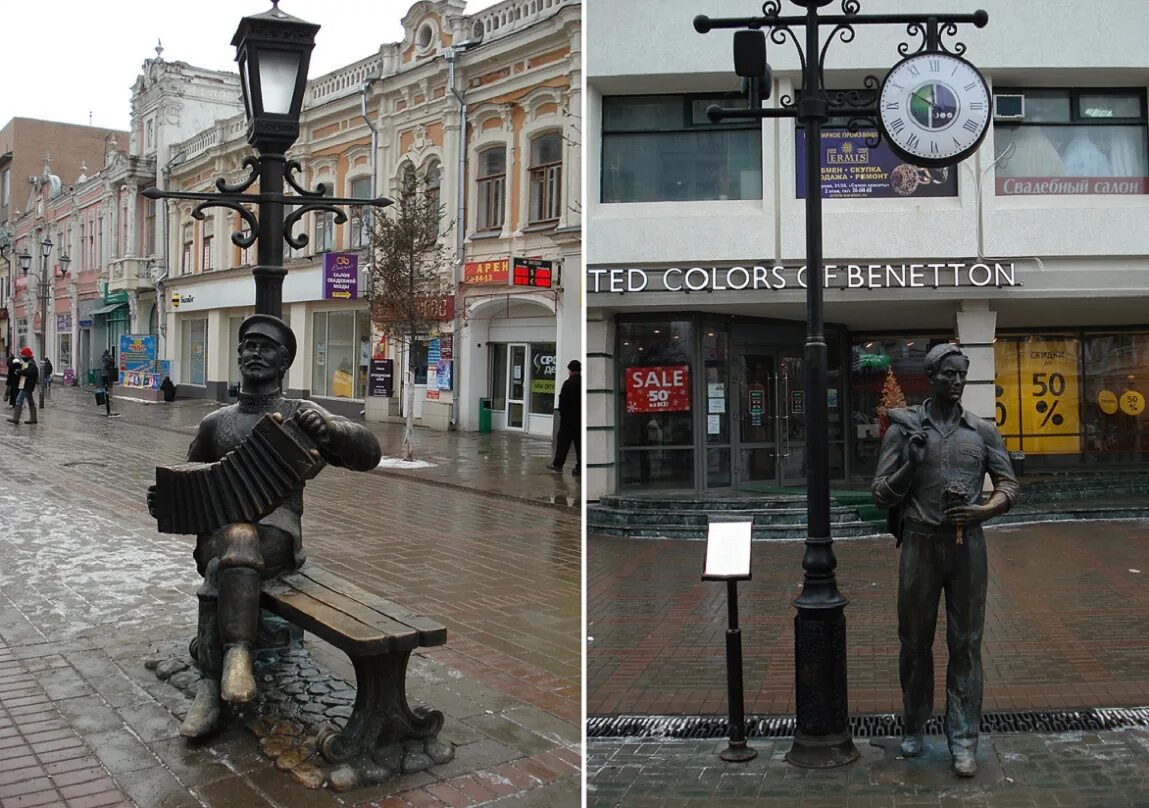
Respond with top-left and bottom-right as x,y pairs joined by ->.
785,0 -> 859,769
720,578 -> 756,762
253,152 -> 287,319
38,258 -> 47,410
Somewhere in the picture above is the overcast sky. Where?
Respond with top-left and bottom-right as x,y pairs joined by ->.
0,0 -> 503,132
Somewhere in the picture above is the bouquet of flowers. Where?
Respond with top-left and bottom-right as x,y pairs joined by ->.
943,480 -> 970,545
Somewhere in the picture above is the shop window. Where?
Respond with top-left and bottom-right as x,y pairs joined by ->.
849,337 -> 951,476
994,89 -> 1148,195
181,317 -> 207,386
529,342 -> 557,415
617,319 -> 695,489
528,132 -> 562,223
476,147 -> 506,232
57,333 -> 71,370
601,94 -> 762,203
489,343 -> 507,410
410,339 -> 429,385
311,310 -> 370,399
1080,333 -> 1149,464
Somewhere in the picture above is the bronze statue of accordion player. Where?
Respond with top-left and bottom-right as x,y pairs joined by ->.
148,314 -> 382,739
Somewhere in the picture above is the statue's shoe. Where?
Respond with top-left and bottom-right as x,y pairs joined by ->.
899,733 -> 924,757
180,679 -> 221,738
953,749 -> 977,777
221,644 -> 257,704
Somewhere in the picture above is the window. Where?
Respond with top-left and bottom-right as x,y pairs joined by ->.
239,226 -> 253,266
1,168 -> 8,223
529,342 -> 557,415
57,333 -> 71,371
201,234 -> 214,271
602,94 -> 762,202
79,222 -> 86,271
228,315 -> 244,388
311,309 -> 372,398
313,189 -> 334,253
424,160 -> 442,236
143,197 -> 156,256
476,147 -> 506,231
349,177 -> 372,248
181,317 -> 207,386
181,223 -> 193,275
529,132 -> 562,223
994,89 -> 1148,195
97,216 -> 104,267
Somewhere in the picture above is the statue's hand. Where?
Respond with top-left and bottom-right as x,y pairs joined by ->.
297,407 -> 332,448
946,504 -> 985,527
907,430 -> 928,466
147,484 -> 159,519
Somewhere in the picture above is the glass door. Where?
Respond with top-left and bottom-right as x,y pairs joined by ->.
734,352 -> 778,488
777,354 -> 808,487
507,343 -> 528,429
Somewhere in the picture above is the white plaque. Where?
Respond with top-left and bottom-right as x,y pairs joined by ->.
703,521 -> 752,580
707,414 -> 721,434
708,397 -> 726,414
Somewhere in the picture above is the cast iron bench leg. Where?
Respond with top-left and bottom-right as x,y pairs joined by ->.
318,649 -> 444,763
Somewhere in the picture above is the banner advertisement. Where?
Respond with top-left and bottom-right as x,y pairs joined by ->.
369,358 -> 394,397
323,253 -> 359,300
797,128 -> 959,199
995,338 -> 1081,454
120,334 -> 158,371
626,365 -> 691,414
436,359 -> 452,391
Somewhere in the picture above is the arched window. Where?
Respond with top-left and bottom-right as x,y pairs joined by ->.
477,147 -> 506,232
424,160 -> 442,237
529,131 -> 562,224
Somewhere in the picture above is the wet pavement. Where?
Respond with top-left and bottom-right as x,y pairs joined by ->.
588,519 -> 1149,805
0,387 -> 581,807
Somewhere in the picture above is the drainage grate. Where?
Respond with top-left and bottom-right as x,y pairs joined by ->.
587,708 -> 1149,739
62,461 -> 109,468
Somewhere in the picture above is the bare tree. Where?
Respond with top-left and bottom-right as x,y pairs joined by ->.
367,169 -> 450,461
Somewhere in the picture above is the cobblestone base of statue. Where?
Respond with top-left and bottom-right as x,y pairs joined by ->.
142,621 -> 455,792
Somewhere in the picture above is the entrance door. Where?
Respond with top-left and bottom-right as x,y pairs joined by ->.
506,343 -> 528,430
733,350 -> 808,488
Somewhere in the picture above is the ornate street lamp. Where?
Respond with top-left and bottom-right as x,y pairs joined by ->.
695,0 -> 990,769
144,1 -> 391,320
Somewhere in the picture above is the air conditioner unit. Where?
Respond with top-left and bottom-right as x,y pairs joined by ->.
993,94 -> 1025,121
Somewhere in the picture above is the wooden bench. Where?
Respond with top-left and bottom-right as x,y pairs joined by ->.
260,564 -> 448,764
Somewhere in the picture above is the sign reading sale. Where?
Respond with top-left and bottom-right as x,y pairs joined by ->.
626,365 -> 691,413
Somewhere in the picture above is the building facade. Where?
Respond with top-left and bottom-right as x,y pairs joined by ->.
585,0 -> 1149,500
161,0 -> 582,434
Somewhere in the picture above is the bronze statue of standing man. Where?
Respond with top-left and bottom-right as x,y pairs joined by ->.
872,343 -> 1019,777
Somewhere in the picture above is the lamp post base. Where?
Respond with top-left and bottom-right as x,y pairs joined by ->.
720,742 -> 758,763
785,730 -> 859,768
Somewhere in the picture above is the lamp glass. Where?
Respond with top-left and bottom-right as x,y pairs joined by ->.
40,237 -> 53,258
258,49 -> 301,114
238,55 -> 254,122
59,254 -> 71,272
18,252 -> 31,272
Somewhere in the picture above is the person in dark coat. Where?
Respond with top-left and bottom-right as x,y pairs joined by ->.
7,346 -> 39,424
5,354 -> 18,407
547,359 -> 582,476
100,349 -> 117,416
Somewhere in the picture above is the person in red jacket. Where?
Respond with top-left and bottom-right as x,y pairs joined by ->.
7,346 -> 39,424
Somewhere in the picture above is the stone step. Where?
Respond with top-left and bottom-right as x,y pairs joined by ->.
587,506 -> 863,528
596,495 -> 807,512
589,519 -> 882,541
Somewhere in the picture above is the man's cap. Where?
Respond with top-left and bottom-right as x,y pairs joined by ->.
238,314 -> 297,365
568,359 -> 581,372
19,347 -> 33,358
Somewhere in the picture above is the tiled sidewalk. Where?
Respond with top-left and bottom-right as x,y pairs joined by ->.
0,639 -> 127,808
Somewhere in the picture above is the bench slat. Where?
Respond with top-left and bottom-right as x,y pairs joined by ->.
288,567 -> 447,646
271,574 -> 424,645
261,583 -> 419,656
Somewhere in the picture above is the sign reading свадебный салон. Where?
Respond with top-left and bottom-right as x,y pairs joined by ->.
587,262 -> 1020,294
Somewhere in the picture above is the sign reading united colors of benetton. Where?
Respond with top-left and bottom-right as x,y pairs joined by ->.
588,262 -> 1021,294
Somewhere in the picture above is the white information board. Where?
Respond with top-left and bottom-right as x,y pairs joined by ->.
703,521 -> 752,580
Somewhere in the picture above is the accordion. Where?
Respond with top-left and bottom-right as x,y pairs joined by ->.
153,413 -> 326,535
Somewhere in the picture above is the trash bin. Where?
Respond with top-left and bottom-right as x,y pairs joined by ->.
1009,451 -> 1025,477
478,397 -> 493,434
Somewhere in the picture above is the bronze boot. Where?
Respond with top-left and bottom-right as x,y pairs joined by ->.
218,566 -> 261,704
180,679 -> 222,738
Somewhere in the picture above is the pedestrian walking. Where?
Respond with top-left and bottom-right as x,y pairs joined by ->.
547,359 -> 581,476
100,349 -> 117,417
5,354 -> 17,407
7,346 -> 39,424
41,356 -> 53,401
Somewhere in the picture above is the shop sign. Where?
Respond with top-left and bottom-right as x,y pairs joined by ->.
749,385 -> 764,426
588,262 -> 1020,294
463,259 -> 509,285
439,334 -> 453,360
626,364 -> 690,413
436,359 -> 452,391
1121,389 -> 1145,416
533,350 -> 557,392
323,253 -> 358,300
368,358 -> 394,397
56,313 -> 72,331
997,177 -> 1147,196
120,334 -> 158,372
796,128 -> 958,199
511,258 -> 554,288
995,338 -> 1080,454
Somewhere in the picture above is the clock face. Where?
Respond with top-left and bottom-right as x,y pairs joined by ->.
877,52 -> 990,168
